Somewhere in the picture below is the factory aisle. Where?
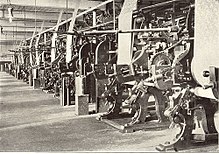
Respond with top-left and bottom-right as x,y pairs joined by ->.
0,72 -> 218,152
0,72 -> 77,129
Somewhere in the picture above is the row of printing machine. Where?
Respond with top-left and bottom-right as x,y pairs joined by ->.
5,0 -> 218,151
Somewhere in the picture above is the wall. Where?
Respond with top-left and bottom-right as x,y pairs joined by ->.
0,40 -> 17,60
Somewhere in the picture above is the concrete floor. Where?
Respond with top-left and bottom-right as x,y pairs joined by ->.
0,72 -> 218,152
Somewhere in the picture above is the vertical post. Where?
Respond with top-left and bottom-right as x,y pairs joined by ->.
51,10 -> 63,63
171,2 -> 176,26
93,10 -> 96,27
51,33 -> 57,62
17,53 -> 22,79
34,34 -> 41,89
35,21 -> 44,66
29,30 -> 36,64
62,0 -> 81,107
28,30 -> 36,86
117,0 -> 138,65
60,78 -> 66,106
0,64 -> 4,72
66,77 -> 70,106
42,51 -> 45,62
66,0 -> 81,63
113,0 -> 116,30
20,52 -> 24,64
44,33 -> 46,44
35,42 -> 40,66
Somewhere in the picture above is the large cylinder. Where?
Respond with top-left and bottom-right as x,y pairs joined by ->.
192,0 -> 219,87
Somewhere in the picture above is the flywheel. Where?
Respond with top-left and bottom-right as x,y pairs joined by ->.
149,52 -> 173,90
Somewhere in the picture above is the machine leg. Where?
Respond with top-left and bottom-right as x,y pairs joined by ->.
28,69 -> 33,86
75,94 -> 89,115
60,77 -> 70,106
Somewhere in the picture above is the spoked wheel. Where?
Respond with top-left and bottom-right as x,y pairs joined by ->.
99,80 -> 126,119
124,87 -> 167,127
105,96 -> 120,115
99,77 -> 122,119
156,113 -> 187,151
124,92 -> 142,127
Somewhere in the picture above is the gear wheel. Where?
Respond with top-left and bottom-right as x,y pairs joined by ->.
149,52 -> 172,73
149,52 -> 173,90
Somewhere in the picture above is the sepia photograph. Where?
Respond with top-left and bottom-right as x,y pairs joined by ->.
0,0 -> 218,152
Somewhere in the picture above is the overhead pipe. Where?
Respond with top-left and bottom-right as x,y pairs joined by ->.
84,26 -> 179,35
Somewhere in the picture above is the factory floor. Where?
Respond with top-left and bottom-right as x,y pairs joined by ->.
0,72 -> 218,152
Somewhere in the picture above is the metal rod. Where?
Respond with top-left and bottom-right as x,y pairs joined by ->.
93,11 -> 96,27
84,27 -> 173,35
78,19 -> 116,32
51,31 -> 76,35
113,0 -> 116,30
52,18 -> 116,35
56,10 -> 64,31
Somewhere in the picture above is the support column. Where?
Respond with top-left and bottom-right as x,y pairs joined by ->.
33,68 -> 40,89
75,76 -> 89,115
8,63 -> 11,74
117,0 -> 138,65
61,1 -> 81,107
33,21 -> 44,89
51,11 -> 63,63
60,76 -> 71,106
28,68 -> 33,86
0,64 -> 5,72
5,63 -> 9,73
92,10 -> 96,27
17,65 -> 21,79
51,33 -> 57,62
66,0 -> 81,63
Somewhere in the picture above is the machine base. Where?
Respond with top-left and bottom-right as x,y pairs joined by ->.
97,116 -> 170,133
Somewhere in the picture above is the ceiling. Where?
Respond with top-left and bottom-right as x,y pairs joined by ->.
0,0 -> 104,45
0,0 -> 188,59
0,0 -> 180,45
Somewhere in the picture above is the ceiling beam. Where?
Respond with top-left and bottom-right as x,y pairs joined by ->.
1,10 -> 59,19
2,28 -> 44,33
0,35 -> 32,40
0,0 -> 102,12
0,4 -> 75,13
0,17 -> 58,23
3,30 -> 37,34
2,25 -> 53,29
0,19 -> 56,27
